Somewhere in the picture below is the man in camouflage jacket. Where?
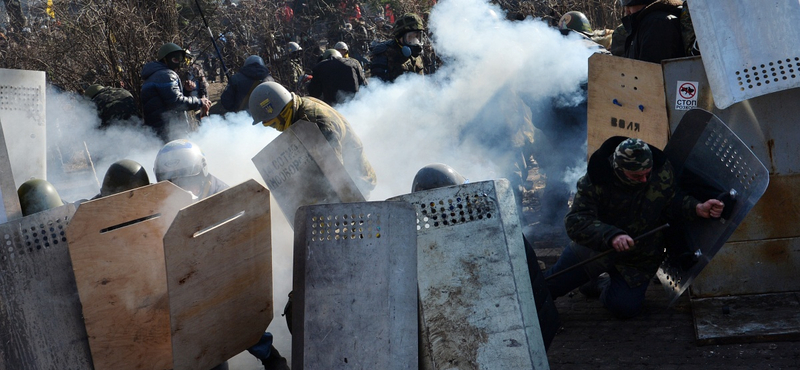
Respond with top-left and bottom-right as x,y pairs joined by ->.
369,13 -> 425,83
544,137 -> 723,318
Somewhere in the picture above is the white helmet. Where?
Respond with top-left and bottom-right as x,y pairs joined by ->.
288,42 -> 302,53
154,140 -> 211,198
334,41 -> 349,52
249,82 -> 293,125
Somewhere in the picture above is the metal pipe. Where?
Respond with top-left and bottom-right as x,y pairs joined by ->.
193,0 -> 230,78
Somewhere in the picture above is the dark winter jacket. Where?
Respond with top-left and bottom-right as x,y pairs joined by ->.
308,56 -> 367,106
565,136 -> 700,287
140,61 -> 203,141
220,63 -> 275,112
369,39 -> 424,83
622,0 -> 685,63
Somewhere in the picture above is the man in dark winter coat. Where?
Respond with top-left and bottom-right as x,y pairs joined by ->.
369,13 -> 425,83
140,43 -> 211,142
543,137 -> 724,319
621,0 -> 685,63
221,55 -> 275,112
308,49 -> 367,106
84,84 -> 140,128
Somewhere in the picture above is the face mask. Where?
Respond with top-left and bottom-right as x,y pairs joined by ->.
262,101 -> 294,131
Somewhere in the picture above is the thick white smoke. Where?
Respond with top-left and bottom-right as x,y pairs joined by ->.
40,0 -> 594,367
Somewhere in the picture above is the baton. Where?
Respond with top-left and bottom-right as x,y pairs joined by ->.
193,0 -> 230,78
544,223 -> 670,281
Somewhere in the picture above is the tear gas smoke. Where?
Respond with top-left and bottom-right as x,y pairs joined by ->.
40,0 -> 593,365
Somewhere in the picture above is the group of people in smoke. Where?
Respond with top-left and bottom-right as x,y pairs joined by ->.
17,1 -> 720,367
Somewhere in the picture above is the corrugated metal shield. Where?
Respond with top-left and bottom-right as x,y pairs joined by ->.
690,0 -> 800,109
292,201 -> 418,369
0,68 -> 46,189
391,179 -> 549,370
657,109 -> 769,306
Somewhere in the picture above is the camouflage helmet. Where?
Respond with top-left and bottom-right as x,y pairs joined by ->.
322,49 -> 342,60
100,159 -> 150,197
84,84 -> 105,99
18,179 -> 64,217
613,138 -> 653,172
287,41 -> 302,53
244,55 -> 265,66
154,139 -> 208,182
412,163 -> 466,192
393,13 -> 424,37
559,11 -> 593,34
157,42 -> 186,61
249,82 -> 293,125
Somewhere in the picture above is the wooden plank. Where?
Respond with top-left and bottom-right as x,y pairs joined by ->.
67,182 -> 193,370
692,293 -> 800,345
587,53 -> 670,155
0,119 -> 21,222
164,179 -> 273,370
0,204 -> 94,369
251,120 -> 364,228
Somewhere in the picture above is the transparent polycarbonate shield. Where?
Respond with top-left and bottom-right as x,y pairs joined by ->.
390,179 -> 549,370
0,68 -> 46,189
252,120 -> 365,229
657,109 -> 769,306
292,201 -> 418,370
690,0 -> 800,109
0,203 -> 93,369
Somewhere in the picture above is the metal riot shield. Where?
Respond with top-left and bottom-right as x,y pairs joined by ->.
390,179 -> 549,370
67,182 -> 193,370
656,109 -> 769,306
292,201 -> 418,370
587,53 -> 670,155
689,1 -> 800,109
252,120 -> 365,229
164,180 -> 272,370
0,119 -> 22,222
0,203 -> 93,369
0,68 -> 46,189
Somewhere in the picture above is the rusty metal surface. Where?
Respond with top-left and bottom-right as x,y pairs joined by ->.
691,292 -> 800,345
690,238 -> 800,297
391,179 -> 549,370
656,109 -> 769,306
0,203 -> 93,369
251,120 -> 364,229
728,174 -> 800,242
292,201 -> 418,370
690,1 -> 800,109
0,68 -> 46,189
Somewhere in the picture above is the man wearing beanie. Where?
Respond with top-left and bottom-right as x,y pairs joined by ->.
620,0 -> 685,63
543,137 -> 723,319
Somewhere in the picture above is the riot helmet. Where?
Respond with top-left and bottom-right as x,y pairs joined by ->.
287,42 -> 302,53
154,139 -> 211,198
18,179 -> 64,216
100,159 -> 150,197
245,55 -> 265,67
84,84 -> 105,99
322,49 -> 341,60
412,164 -> 467,192
249,82 -> 294,130
558,11 -> 593,35
334,41 -> 349,54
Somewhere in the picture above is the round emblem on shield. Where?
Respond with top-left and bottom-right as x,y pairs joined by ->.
679,82 -> 697,100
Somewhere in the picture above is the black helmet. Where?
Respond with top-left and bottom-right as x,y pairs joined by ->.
18,179 -> 64,216
393,13 -> 424,37
558,11 -> 593,35
100,159 -> 151,197
412,164 -> 466,192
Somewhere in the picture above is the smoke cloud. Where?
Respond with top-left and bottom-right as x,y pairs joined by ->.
40,0 -> 594,366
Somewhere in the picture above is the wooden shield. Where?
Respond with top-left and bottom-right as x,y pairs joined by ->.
252,120 -> 365,228
587,53 -> 670,155
164,179 -> 272,370
67,182 -> 193,370
0,203 -> 93,369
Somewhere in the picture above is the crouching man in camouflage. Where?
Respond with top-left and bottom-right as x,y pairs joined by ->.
543,137 -> 723,319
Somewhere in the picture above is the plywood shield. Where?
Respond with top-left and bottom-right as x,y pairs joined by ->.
587,53 -> 669,155
67,182 -> 193,370
390,180 -> 549,370
0,68 -> 46,189
0,203 -> 93,369
689,0 -> 800,109
252,120 -> 365,228
292,201 -> 418,370
164,179 -> 272,370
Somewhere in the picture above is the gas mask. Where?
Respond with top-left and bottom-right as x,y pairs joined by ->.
401,31 -> 423,57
